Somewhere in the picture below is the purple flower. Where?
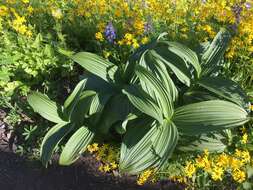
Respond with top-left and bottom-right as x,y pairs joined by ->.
104,22 -> 116,43
144,20 -> 153,34
245,2 -> 251,9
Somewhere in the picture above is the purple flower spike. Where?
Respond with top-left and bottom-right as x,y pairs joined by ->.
104,22 -> 116,43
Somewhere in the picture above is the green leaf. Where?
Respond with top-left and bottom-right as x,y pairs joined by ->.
27,92 -> 65,123
174,100 -> 249,135
135,65 -> 173,118
159,41 -> 201,77
123,85 -> 163,123
120,120 -> 178,174
201,28 -> 231,76
142,50 -> 178,102
177,133 -> 226,153
152,45 -> 191,86
40,122 -> 73,167
70,90 -> 96,126
0,70 -> 10,82
96,94 -> 133,134
72,52 -> 117,82
64,79 -> 87,119
197,77 -> 250,110
59,126 -> 94,165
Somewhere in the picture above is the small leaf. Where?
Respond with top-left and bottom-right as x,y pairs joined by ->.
28,92 -> 65,123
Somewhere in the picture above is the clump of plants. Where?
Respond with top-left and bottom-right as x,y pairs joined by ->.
28,28 -> 252,178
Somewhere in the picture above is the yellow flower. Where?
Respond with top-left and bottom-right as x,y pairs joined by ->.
195,155 -> 211,172
27,6 -> 34,14
141,37 -> 149,44
137,169 -> 153,185
87,143 -> 99,153
184,161 -> 196,178
230,157 -> 243,170
22,0 -> 29,3
124,33 -> 133,41
232,169 -> 246,183
241,133 -> 248,144
211,166 -> 224,181
95,32 -> 104,42
52,9 -> 63,20
134,19 -> 145,34
132,39 -> 139,49
110,161 -> 118,170
216,153 -> 230,169
0,5 -> 8,17
98,164 -> 104,172
103,51 -> 111,59
103,164 -> 111,172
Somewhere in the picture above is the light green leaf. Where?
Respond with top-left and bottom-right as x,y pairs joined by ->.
64,79 -> 87,119
142,50 -> 178,102
59,126 -> 94,165
70,90 -> 96,126
197,77 -> 250,110
152,45 -> 191,86
123,85 -> 163,124
72,52 -> 117,82
159,41 -> 201,77
40,122 -> 73,167
201,28 -> 231,76
27,92 -> 65,123
177,133 -> 226,153
120,120 -> 178,174
135,65 -> 173,118
174,100 -> 249,135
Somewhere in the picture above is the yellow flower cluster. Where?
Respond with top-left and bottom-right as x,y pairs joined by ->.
88,143 -> 119,173
184,149 -> 250,184
136,169 -> 153,185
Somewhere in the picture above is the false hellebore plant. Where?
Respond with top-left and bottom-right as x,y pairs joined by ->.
28,28 -> 252,175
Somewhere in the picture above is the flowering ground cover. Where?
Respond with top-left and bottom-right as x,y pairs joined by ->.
0,0 -> 253,189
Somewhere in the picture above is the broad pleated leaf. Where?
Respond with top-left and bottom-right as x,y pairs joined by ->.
40,122 -> 73,167
120,120 -> 178,175
152,45 -> 191,86
174,100 -> 249,135
178,133 -> 226,153
123,85 -> 163,123
27,92 -> 64,123
140,50 -> 178,101
59,126 -> 94,165
159,41 -> 201,77
201,28 -> 231,76
135,65 -> 173,118
72,52 -> 117,82
64,79 -> 87,119
96,94 -> 133,134
198,77 -> 250,110
70,90 -> 96,126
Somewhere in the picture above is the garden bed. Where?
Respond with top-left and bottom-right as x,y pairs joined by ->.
0,149 -> 181,190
